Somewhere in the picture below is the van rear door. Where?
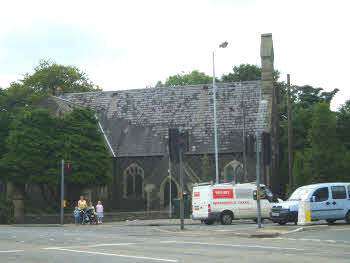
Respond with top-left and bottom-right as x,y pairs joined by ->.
192,186 -> 210,219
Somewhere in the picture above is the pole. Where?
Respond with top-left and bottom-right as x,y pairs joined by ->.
212,51 -> 219,184
168,155 -> 172,218
242,82 -> 248,183
179,145 -> 184,230
256,132 -> 262,228
287,74 -> 294,193
60,159 -> 64,225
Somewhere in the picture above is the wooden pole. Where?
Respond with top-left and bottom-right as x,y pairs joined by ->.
287,74 -> 294,192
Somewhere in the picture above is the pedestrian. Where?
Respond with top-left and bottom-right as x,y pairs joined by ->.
73,206 -> 80,226
96,200 -> 104,224
77,195 -> 87,224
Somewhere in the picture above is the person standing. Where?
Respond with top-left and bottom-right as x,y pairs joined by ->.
78,195 -> 87,210
73,206 -> 80,226
96,201 -> 104,224
77,195 -> 87,224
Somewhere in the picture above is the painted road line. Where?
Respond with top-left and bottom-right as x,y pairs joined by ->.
0,250 -> 24,253
47,248 -> 178,262
162,241 -> 304,251
44,243 -> 136,250
87,243 -> 136,248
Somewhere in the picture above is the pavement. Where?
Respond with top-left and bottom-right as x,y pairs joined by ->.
1,219 -> 350,262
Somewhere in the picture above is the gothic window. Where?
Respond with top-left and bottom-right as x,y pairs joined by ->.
224,160 -> 244,184
123,163 -> 144,198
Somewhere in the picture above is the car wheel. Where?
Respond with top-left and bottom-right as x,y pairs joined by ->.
345,211 -> 350,224
326,219 -> 336,225
278,221 -> 287,225
204,219 -> 214,225
220,213 -> 233,225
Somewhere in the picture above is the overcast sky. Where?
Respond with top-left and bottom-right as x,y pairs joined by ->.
0,0 -> 349,110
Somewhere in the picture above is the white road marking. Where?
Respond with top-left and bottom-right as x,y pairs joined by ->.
0,250 -> 24,253
46,248 -> 178,262
163,241 -> 304,251
87,243 -> 136,247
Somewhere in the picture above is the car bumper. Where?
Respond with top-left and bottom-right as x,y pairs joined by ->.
270,210 -> 297,223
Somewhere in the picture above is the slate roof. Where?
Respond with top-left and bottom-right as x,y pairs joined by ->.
57,81 -> 268,157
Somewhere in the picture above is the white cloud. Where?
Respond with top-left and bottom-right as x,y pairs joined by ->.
0,0 -> 349,110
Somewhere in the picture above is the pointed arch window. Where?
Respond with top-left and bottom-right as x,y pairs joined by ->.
123,163 -> 144,198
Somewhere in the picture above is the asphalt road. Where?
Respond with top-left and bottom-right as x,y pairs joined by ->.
1,221 -> 350,263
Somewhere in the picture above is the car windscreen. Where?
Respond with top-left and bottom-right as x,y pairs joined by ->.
288,188 -> 313,201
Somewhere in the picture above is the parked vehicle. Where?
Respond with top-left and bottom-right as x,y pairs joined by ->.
271,182 -> 350,225
192,182 -> 281,225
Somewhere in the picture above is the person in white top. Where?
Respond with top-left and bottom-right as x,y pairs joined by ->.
96,200 -> 104,224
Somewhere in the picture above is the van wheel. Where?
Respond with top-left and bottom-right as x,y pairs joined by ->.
326,219 -> 336,225
204,219 -> 214,225
345,211 -> 350,224
221,213 -> 233,225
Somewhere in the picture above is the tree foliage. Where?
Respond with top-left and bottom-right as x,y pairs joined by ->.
221,64 -> 262,82
0,60 -> 107,203
155,70 -> 213,87
22,59 -> 101,94
0,107 -> 111,200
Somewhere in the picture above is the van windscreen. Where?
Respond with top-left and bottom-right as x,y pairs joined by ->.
288,188 -> 313,201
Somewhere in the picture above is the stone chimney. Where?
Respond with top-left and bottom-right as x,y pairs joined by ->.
260,33 -> 279,191
260,33 -> 274,98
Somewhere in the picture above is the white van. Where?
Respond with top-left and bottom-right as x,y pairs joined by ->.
271,182 -> 350,225
192,182 -> 280,225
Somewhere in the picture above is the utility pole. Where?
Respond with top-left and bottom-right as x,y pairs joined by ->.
256,132 -> 262,228
168,155 -> 172,218
179,144 -> 184,230
287,74 -> 294,193
242,82 -> 248,182
212,51 -> 219,184
60,159 -> 64,225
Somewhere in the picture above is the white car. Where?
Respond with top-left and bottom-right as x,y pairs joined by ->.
192,182 -> 281,225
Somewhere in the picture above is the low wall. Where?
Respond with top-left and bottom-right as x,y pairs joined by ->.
22,210 -> 170,224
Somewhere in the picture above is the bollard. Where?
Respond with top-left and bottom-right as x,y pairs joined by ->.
298,200 -> 311,225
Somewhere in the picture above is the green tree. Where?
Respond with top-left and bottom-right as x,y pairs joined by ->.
221,64 -> 262,82
62,107 -> 111,186
337,99 -> 350,150
22,59 -> 101,94
0,107 -> 111,202
155,70 -> 213,87
293,103 -> 345,185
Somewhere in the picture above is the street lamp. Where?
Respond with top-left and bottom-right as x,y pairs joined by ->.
212,41 -> 228,185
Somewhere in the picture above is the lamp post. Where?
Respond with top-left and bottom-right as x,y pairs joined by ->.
212,41 -> 228,184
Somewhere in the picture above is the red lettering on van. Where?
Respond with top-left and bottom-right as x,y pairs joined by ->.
213,189 -> 234,199
194,192 -> 200,198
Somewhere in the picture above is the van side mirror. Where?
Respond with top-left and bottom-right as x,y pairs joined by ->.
311,196 -> 316,202
253,190 -> 257,200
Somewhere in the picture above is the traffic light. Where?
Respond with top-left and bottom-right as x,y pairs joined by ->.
168,128 -> 189,164
64,162 -> 72,176
168,128 -> 178,163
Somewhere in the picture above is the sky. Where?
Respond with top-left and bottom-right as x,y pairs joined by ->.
0,0 -> 349,111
